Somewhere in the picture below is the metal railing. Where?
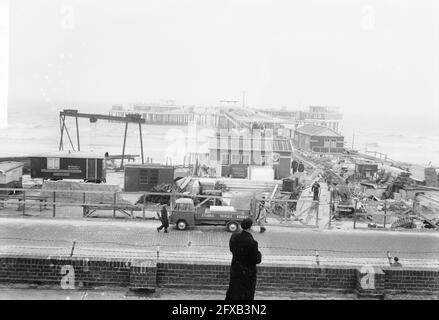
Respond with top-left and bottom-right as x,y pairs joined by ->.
1,237 -> 438,269
0,187 -> 322,227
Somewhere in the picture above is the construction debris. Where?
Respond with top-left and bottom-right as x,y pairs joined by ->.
135,182 -> 179,205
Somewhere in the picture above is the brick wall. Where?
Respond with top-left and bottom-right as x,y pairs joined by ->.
1,255 -> 438,297
0,255 -> 153,289
258,265 -> 356,292
383,268 -> 439,294
157,261 -> 230,290
157,262 -> 357,292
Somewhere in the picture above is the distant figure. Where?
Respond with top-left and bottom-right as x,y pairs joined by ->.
225,218 -> 262,301
311,182 -> 321,201
298,161 -> 305,173
392,257 -> 402,267
157,205 -> 169,233
291,160 -> 299,174
326,175 -> 332,188
257,203 -> 267,234
329,183 -> 339,216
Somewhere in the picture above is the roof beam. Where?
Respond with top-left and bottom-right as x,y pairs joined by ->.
60,109 -> 145,123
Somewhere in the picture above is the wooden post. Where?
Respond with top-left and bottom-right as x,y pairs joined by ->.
53,192 -> 56,217
384,199 -> 387,229
315,201 -> 319,227
59,115 -> 65,151
64,123 -> 76,151
120,122 -> 128,169
143,193 -> 146,220
328,187 -> 333,229
139,122 -> 144,165
75,116 -> 80,151
22,191 -> 26,215
353,199 -> 357,229
113,192 -> 117,218
283,202 -> 287,223
83,192 -> 85,205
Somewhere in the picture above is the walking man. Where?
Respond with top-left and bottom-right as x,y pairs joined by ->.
311,181 -> 321,202
257,202 -> 267,233
157,205 -> 169,233
225,218 -> 262,301
298,161 -> 305,173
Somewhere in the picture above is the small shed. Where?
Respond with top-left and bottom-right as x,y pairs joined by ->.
355,163 -> 379,180
0,161 -> 23,192
124,164 -> 175,192
293,124 -> 344,153
30,151 -> 106,182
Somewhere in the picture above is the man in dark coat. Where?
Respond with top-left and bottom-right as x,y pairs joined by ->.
157,205 -> 169,233
291,160 -> 298,174
225,218 -> 262,300
298,161 -> 305,173
311,182 -> 321,201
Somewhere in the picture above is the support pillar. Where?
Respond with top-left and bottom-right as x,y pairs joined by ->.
120,122 -> 128,169
139,122 -> 144,164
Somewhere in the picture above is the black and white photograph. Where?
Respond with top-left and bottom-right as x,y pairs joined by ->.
0,0 -> 438,306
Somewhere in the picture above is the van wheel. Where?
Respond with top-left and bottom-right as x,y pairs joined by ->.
176,220 -> 188,231
226,221 -> 239,232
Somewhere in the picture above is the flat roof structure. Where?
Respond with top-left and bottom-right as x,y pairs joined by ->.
295,124 -> 342,137
32,151 -> 105,159
0,161 -> 23,174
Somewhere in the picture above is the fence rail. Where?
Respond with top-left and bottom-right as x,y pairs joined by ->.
0,187 -> 322,227
1,237 -> 438,268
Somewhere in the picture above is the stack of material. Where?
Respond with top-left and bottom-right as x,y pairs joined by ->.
391,216 -> 416,229
176,176 -> 192,192
424,167 -> 439,187
214,181 -> 228,192
42,181 -> 125,204
137,182 -> 179,205
397,172 -> 413,186
222,191 -> 254,212
387,200 -> 411,214
219,178 -> 281,194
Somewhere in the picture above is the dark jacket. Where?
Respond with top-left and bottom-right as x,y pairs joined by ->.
292,160 -> 298,171
159,207 -> 169,227
225,230 -> 262,300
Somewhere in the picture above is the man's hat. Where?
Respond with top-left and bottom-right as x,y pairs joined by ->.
241,218 -> 253,230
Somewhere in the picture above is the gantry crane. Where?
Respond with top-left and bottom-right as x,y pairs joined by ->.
59,109 -> 145,168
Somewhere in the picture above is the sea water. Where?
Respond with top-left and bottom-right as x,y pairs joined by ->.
1,106 -> 438,166
342,112 -> 439,166
0,105 -> 215,164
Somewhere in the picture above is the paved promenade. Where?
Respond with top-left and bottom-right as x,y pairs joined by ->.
1,216 -> 438,268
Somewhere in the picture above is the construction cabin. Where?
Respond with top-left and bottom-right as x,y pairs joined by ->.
208,130 -> 293,180
124,164 -> 175,192
30,151 -> 106,182
0,162 -> 23,193
293,124 -> 344,154
355,162 -> 379,181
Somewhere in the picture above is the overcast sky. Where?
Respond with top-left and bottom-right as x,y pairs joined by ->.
7,0 -> 439,117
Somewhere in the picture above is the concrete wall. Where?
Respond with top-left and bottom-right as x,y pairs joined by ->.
1,255 -> 438,297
